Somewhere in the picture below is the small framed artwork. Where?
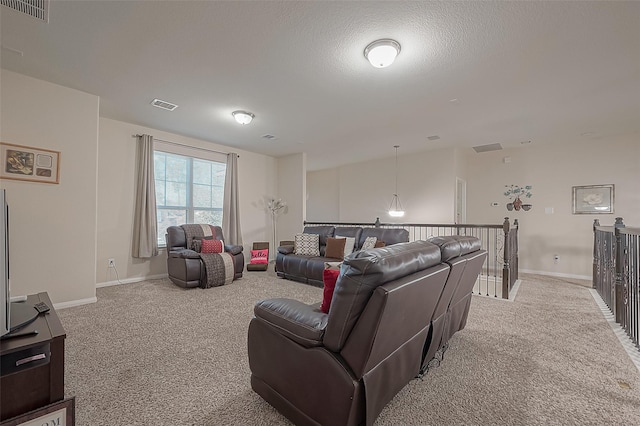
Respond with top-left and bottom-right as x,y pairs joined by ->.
0,142 -> 61,184
0,397 -> 75,426
572,184 -> 614,214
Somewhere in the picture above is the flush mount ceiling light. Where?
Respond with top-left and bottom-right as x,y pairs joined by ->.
364,39 -> 401,68
388,145 -> 405,217
232,110 -> 255,125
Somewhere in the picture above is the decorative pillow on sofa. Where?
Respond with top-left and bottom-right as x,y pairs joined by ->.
202,239 -> 224,254
325,237 -> 347,259
374,240 -> 386,248
334,236 -> 356,258
321,261 -> 342,314
294,233 -> 320,256
191,235 -> 214,253
250,249 -> 269,264
361,236 -> 377,250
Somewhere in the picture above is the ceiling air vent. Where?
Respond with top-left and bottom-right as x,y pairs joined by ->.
150,99 -> 178,111
1,0 -> 49,22
427,135 -> 441,141
262,134 -> 277,140
472,143 -> 503,153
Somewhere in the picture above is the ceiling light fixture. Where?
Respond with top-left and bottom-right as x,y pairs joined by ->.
232,110 -> 255,125
364,39 -> 401,68
388,145 -> 405,217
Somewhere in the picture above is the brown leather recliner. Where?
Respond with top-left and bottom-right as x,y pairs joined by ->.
166,225 -> 244,288
420,236 -> 487,373
249,241 -> 451,426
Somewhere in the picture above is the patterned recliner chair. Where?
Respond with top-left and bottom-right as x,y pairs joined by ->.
166,224 -> 244,288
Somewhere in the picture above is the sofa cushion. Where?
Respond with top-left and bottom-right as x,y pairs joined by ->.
321,269 -> 340,314
335,227 -> 363,250
250,249 -> 269,264
294,233 -> 320,256
325,237 -> 347,259
427,236 -> 461,262
323,240 -> 442,352
361,236 -> 377,250
374,241 -> 386,248
202,239 -> 224,254
452,235 -> 482,255
358,227 -> 409,249
302,226 -> 335,247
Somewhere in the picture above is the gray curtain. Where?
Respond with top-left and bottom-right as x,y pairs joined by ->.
222,153 -> 243,245
132,134 -> 159,258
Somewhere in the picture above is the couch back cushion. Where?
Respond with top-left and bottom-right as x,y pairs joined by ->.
323,240 -> 442,352
357,228 -> 409,250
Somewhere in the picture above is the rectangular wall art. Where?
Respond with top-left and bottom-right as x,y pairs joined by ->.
0,142 -> 61,184
572,184 -> 614,214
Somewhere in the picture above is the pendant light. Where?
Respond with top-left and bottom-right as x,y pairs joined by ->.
388,145 -> 405,217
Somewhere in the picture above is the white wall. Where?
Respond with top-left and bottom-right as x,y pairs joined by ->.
307,148 -> 457,224
97,118 -> 278,284
0,70 -> 99,304
463,135 -> 640,278
276,153 -> 306,243
307,168 -> 340,222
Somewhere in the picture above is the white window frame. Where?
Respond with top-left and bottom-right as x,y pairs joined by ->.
154,141 -> 227,247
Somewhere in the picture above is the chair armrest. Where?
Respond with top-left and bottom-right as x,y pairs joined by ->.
224,244 -> 243,255
168,249 -> 200,259
278,245 -> 294,255
254,298 -> 328,347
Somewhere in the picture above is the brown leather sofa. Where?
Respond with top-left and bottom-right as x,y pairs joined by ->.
166,225 -> 244,288
275,226 -> 409,286
249,237 -> 487,425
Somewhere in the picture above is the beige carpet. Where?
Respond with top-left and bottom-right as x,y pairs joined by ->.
57,272 -> 640,425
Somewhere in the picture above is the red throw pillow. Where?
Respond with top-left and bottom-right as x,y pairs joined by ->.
321,269 -> 340,314
201,239 -> 224,254
250,249 -> 269,264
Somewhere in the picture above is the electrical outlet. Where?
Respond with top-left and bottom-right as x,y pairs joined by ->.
108,258 -> 115,268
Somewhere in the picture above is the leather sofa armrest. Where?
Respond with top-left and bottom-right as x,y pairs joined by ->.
254,298 -> 328,347
224,244 -> 243,255
169,249 -> 200,259
278,245 -> 294,255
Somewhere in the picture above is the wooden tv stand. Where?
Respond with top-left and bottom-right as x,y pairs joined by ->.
0,292 -> 66,421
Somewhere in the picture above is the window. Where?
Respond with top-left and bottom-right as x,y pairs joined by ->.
154,151 -> 226,246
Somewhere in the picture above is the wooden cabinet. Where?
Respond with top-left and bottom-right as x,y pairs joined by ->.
0,293 -> 66,421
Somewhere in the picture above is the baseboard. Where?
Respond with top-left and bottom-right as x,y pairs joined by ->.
96,273 -> 168,288
53,297 -> 98,310
519,269 -> 591,281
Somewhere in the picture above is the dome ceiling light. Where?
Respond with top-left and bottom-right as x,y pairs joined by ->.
232,110 -> 255,125
364,39 -> 401,68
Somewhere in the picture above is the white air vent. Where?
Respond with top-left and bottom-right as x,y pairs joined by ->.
150,99 -> 178,111
1,0 -> 49,22
473,143 -> 503,153
427,135 -> 440,141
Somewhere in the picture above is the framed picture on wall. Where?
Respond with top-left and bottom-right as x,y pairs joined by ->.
0,142 -> 61,184
572,184 -> 614,214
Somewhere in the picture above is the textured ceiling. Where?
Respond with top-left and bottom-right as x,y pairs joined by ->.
1,1 -> 639,170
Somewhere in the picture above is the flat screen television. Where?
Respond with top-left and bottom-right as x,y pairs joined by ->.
1,189 -> 40,338
1,188 -> 9,336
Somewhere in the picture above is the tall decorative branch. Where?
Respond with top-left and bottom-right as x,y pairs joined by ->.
267,198 -> 286,261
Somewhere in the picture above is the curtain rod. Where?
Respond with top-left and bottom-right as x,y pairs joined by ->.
131,134 -> 237,157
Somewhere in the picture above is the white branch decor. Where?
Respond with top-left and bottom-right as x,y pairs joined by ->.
267,198 -> 286,260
